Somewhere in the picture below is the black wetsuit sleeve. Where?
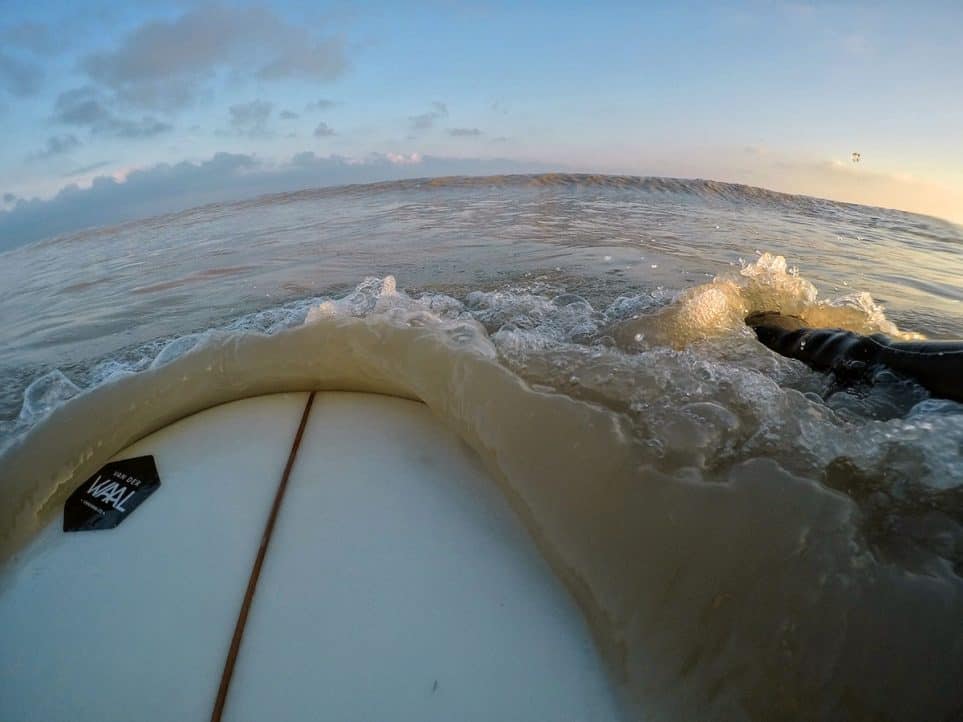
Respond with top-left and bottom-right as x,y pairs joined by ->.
745,311 -> 963,403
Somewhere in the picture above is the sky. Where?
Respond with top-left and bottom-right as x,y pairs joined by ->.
1,0 -> 961,248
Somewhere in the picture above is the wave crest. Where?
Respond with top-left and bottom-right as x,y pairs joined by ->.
614,252 -> 923,349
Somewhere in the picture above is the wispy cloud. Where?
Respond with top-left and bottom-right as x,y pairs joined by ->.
28,134 -> 82,161
53,86 -> 172,138
409,102 -> 447,131
385,152 -> 422,165
280,109 -> 299,120
63,160 -> 112,178
448,127 -> 482,137
314,121 -> 335,137
0,50 -> 42,97
229,100 -> 274,137
79,4 -> 348,111
2,22 -> 56,55
306,98 -> 337,112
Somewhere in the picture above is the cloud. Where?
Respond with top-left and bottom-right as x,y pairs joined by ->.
409,102 -> 447,131
115,117 -> 172,138
306,98 -> 336,111
28,134 -> 82,161
2,22 -> 56,55
280,109 -> 299,120
229,100 -> 273,137
0,51 -> 42,97
53,86 -> 172,138
256,40 -> 346,82
0,151 -> 550,250
448,128 -> 482,137
63,161 -> 112,178
3,192 -> 17,204
313,121 -> 335,137
53,87 -> 111,126
385,152 -> 422,165
80,4 -> 348,110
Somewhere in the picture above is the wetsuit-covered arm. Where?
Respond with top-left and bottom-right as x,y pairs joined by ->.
745,311 -> 963,403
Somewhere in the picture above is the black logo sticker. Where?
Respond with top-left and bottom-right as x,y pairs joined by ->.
64,455 -> 161,532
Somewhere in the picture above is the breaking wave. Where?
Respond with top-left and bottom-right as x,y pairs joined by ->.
241,173 -> 960,227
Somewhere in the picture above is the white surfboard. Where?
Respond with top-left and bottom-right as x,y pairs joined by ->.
0,392 -> 623,722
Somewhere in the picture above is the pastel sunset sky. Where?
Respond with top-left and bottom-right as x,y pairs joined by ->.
1,0 -> 961,247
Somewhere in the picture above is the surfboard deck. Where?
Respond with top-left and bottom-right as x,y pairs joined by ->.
0,392 -> 622,721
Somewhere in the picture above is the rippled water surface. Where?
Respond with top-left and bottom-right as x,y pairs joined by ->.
2,175 -> 962,721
